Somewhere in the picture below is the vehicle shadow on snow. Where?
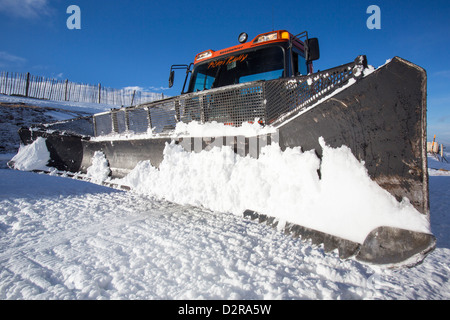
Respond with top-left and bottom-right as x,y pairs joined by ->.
0,169 -> 121,199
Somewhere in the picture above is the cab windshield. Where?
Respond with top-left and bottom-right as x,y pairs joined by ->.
187,46 -> 285,93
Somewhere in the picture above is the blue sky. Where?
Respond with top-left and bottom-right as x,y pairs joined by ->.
0,0 -> 449,144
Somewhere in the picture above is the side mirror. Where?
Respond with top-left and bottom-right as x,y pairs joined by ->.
305,38 -> 320,61
168,70 -> 175,88
169,64 -> 192,94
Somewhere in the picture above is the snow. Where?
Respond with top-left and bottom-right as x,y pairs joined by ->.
428,151 -> 450,177
0,166 -> 448,300
9,137 -> 50,171
0,93 -> 112,116
174,120 -> 276,138
0,96 -> 449,300
113,139 -> 430,245
91,120 -> 277,142
85,151 -> 111,184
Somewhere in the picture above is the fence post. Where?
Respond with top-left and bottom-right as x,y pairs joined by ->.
25,72 -> 30,97
3,72 -> 7,94
49,79 -> 54,100
42,76 -> 48,99
131,90 -> 136,106
64,79 -> 69,101
98,83 -> 101,104
146,106 -> 153,130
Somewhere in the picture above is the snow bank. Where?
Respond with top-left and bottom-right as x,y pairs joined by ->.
0,94 -> 112,115
116,138 -> 431,244
10,137 -> 51,171
428,151 -> 450,176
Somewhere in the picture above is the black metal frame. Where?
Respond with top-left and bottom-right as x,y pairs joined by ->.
35,56 -> 367,138
89,56 -> 366,137
169,64 -> 193,94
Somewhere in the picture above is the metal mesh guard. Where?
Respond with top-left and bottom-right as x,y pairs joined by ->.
93,56 -> 366,137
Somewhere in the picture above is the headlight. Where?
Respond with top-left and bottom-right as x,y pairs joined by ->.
253,32 -> 278,44
238,32 -> 248,43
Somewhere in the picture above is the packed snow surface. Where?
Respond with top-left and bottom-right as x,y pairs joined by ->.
0,158 -> 448,300
3,139 -> 448,300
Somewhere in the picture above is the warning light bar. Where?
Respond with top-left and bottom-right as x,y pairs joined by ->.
253,32 -> 278,44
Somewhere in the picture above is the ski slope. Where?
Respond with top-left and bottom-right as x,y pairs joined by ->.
0,162 -> 449,300
0,95 -> 449,300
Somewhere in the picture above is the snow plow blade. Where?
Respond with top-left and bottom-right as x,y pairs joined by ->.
13,56 -> 435,266
245,210 -> 434,266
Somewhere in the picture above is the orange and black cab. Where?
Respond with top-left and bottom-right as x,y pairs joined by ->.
169,30 -> 320,94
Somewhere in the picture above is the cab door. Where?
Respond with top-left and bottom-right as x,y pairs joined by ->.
291,47 -> 308,76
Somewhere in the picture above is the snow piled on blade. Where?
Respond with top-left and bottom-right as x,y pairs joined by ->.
174,120 -> 276,137
315,138 -> 430,242
115,138 -> 431,244
10,137 -> 51,171
86,151 -> 111,184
